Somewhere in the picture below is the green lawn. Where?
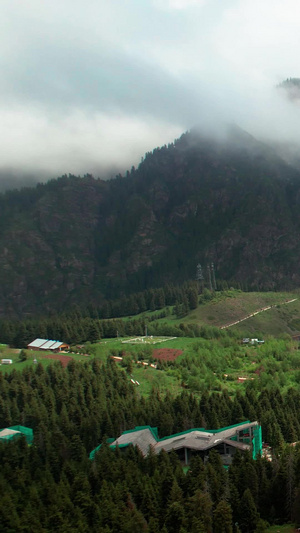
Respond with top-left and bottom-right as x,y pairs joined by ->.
1,331 -> 299,399
2,290 -> 300,398
130,365 -> 181,397
0,347 -> 91,373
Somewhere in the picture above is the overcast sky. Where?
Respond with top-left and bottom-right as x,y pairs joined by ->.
1,0 -> 300,185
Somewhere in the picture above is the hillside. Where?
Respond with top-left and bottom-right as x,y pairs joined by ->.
177,290 -> 300,336
125,289 -> 300,337
2,127 -> 300,317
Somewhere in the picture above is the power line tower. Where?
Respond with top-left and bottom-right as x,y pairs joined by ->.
207,264 -> 213,291
196,263 -> 204,292
196,263 -> 204,282
211,262 -> 217,290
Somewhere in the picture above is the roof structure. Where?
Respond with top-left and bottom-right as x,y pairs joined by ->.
39,340 -> 59,350
0,428 -> 20,439
113,427 -> 158,456
48,341 -> 64,350
27,338 -> 67,351
0,425 -> 33,444
90,421 -> 262,464
27,338 -> 48,349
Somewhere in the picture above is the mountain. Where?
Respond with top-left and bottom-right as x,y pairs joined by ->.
277,77 -> 300,101
2,126 -> 300,318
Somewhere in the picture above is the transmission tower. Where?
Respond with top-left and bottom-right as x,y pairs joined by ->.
207,264 -> 213,291
196,263 -> 204,293
196,263 -> 204,282
211,262 -> 217,290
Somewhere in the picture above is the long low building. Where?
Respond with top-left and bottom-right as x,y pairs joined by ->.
27,338 -> 69,352
90,420 -> 262,466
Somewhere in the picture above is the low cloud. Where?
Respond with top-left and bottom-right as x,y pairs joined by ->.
0,105 -> 182,180
1,0 -> 300,188
153,0 -> 207,10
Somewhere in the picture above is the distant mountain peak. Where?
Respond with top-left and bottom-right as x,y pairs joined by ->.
277,77 -> 300,100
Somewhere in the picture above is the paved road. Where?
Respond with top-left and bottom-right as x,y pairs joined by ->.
220,298 -> 298,329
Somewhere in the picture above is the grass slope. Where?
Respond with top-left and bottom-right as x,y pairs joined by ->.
187,291 -> 295,328
266,526 -> 295,533
136,290 -> 300,337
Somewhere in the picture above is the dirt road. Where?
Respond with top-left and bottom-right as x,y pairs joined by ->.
220,298 -> 297,329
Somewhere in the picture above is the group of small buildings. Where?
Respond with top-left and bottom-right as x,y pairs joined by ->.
90,420 -> 262,467
242,338 -> 264,345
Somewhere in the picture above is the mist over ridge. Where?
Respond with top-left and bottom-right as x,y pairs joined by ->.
2,122 -> 300,318
2,0 -> 300,189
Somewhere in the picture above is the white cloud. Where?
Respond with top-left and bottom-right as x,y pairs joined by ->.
153,0 -> 207,10
1,0 -> 300,184
0,105 -> 182,177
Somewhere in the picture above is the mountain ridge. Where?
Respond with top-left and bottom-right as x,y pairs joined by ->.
2,127 -> 300,317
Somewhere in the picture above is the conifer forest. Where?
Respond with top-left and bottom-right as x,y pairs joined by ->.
1,345 -> 300,531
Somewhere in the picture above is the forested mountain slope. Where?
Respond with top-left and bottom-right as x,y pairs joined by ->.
2,127 -> 300,317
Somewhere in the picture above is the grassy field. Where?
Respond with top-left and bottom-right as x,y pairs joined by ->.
266,525 -> 296,533
94,337 -> 195,397
93,333 -> 300,397
0,332 -> 300,399
193,291 -> 296,328
126,290 -> 300,336
2,290 -> 300,399
0,347 -> 89,374
180,291 -> 299,335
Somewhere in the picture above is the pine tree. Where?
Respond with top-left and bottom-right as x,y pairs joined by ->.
213,499 -> 233,533
164,501 -> 186,533
187,490 -> 213,533
88,322 -> 100,343
188,288 -> 198,309
238,489 -> 259,533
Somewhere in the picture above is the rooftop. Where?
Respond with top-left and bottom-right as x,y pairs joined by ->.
27,338 -> 65,350
90,421 -> 262,462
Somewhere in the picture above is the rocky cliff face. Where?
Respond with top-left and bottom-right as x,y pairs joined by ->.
0,176 -> 108,316
1,129 -> 300,317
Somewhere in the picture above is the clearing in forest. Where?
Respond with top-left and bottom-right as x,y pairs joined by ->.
42,354 -> 73,368
153,348 -> 183,361
122,336 -> 176,345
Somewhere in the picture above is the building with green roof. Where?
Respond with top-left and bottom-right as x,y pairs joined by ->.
90,421 -> 262,466
0,426 -> 33,445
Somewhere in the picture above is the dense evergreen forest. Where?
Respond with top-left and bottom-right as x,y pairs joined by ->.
1,358 -> 300,531
0,281 -> 221,347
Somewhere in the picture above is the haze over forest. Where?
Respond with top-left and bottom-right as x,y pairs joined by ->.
2,0 -> 300,190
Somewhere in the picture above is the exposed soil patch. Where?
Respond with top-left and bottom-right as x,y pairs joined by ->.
43,354 -> 73,368
153,348 -> 183,361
